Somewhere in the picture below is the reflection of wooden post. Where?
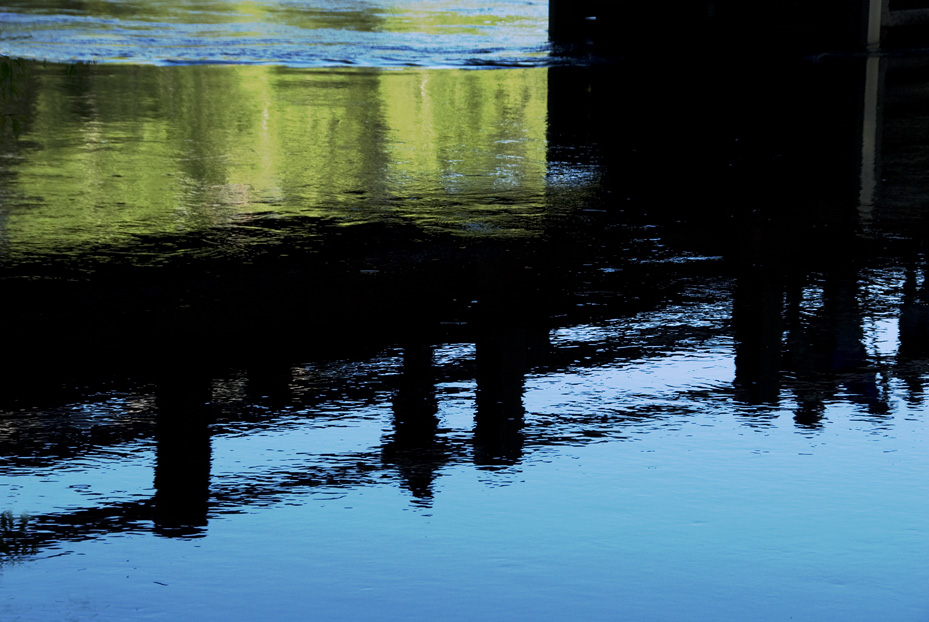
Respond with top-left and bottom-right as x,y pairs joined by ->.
154,370 -> 212,537
469,248 -> 546,467
899,264 -> 929,356
474,320 -> 527,466
897,263 -> 929,401
391,343 -> 439,443
733,271 -> 784,405
859,54 -> 883,227
867,0 -> 885,48
383,343 -> 441,502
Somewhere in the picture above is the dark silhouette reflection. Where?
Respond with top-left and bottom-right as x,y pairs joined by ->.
472,308 -> 530,468
732,258 -> 891,427
7,51 -> 929,567
785,266 -> 889,426
382,343 -> 446,504
897,256 -> 929,404
733,267 -> 785,406
899,259 -> 929,356
153,366 -> 213,537
0,512 -> 38,563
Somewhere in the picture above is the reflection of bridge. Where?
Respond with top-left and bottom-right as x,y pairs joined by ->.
549,0 -> 929,51
5,36 -> 929,560
3,252 -> 927,556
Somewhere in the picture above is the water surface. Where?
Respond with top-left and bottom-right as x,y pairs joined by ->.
1,5 -> 928,622
0,0 -> 549,67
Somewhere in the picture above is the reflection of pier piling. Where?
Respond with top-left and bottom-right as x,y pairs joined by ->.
858,54 -> 884,228
383,343 -> 443,502
897,259 -> 929,403
732,257 -> 891,425
900,261 -> 929,356
473,328 -> 527,467
153,367 -> 212,537
472,299 -> 532,467
733,269 -> 784,406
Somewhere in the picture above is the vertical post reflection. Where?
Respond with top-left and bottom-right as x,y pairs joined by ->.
733,268 -> 784,405
898,259 -> 929,403
153,366 -> 212,537
823,269 -> 888,416
859,54 -> 884,226
383,343 -> 443,504
866,0 -> 886,49
782,267 -> 889,428
473,312 -> 528,467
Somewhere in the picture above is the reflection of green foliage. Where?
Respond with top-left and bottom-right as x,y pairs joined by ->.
1,53 -> 92,136
0,54 -> 28,135
0,511 -> 38,564
4,64 -> 549,259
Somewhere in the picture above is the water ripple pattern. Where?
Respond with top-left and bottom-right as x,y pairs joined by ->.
0,0 -> 551,67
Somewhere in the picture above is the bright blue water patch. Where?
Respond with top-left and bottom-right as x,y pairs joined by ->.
1,396 -> 926,621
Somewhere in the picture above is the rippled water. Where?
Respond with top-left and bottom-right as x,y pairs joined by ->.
3,275 -> 925,620
0,0 -> 550,67
0,64 -> 549,262
1,3 -> 929,621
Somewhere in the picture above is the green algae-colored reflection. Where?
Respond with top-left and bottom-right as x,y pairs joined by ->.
0,64 -> 547,261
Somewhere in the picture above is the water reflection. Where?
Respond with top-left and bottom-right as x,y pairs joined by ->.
734,262 -> 894,426
0,261 -> 923,554
153,366 -> 212,536
383,343 -> 445,503
0,65 -> 547,260
0,512 -> 38,564
898,258 -> 929,403
0,51 -> 927,621
0,0 -> 549,67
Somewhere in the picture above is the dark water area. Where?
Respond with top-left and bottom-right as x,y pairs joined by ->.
1,3 -> 929,621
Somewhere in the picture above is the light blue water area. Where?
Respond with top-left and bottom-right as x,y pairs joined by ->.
1,408 -> 925,621
1,299 -> 927,621
0,0 -> 550,67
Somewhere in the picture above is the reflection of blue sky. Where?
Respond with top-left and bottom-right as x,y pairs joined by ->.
1,274 -> 927,619
0,0 -> 549,66
2,281 -> 918,519
3,366 -> 926,621
0,443 -> 156,517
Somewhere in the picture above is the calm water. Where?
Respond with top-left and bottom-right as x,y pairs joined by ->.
2,3 -> 929,621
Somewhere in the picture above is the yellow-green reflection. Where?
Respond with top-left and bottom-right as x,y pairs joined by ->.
0,64 -> 548,259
